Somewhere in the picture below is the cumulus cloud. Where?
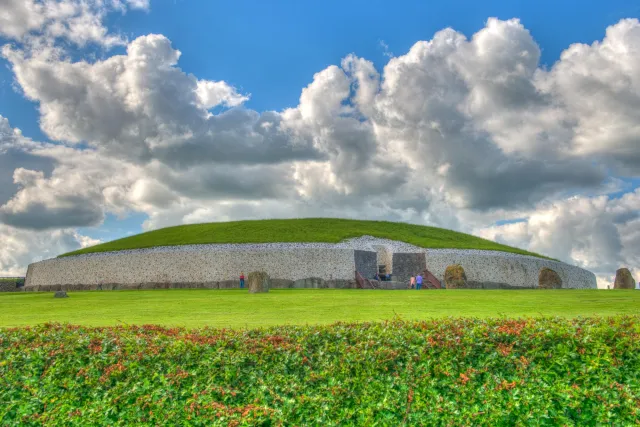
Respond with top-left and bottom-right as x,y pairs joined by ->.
0,116 -> 54,205
196,80 -> 250,109
0,0 -> 148,47
542,19 -> 640,172
0,223 -> 99,275
2,34 -> 321,167
1,10 -> 640,280
0,167 -> 106,229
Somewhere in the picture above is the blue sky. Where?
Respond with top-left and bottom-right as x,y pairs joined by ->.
114,0 -> 637,111
3,0 -> 640,141
0,0 -> 639,283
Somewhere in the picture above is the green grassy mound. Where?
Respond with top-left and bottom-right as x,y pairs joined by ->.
60,218 -> 549,258
2,317 -> 638,425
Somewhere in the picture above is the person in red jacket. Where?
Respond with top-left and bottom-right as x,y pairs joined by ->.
240,272 -> 245,288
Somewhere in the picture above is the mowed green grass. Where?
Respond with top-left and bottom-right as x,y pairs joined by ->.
1,289 -> 638,328
59,218 -> 551,258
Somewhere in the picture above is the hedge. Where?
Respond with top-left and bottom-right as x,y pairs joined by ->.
1,316 -> 638,425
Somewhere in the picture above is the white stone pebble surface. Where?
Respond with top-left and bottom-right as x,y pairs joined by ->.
25,236 -> 597,289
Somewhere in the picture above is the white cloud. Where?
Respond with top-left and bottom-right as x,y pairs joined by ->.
196,80 -> 249,109
0,224 -> 99,276
2,34 -> 321,167
0,0 -> 148,47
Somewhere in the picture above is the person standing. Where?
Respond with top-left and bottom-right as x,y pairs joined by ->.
239,272 -> 245,289
409,275 -> 416,289
416,274 -> 423,290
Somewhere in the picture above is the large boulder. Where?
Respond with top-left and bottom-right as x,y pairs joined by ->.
614,268 -> 635,290
444,265 -> 468,289
538,268 -> 562,289
54,291 -> 68,298
248,271 -> 270,293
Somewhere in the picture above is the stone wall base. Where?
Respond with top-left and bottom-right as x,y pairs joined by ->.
23,278 -> 358,292
0,282 -> 19,292
19,279 -> 561,292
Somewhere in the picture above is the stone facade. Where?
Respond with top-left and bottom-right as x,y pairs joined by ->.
354,250 -> 377,279
26,248 -> 357,287
391,252 -> 427,283
24,238 -> 597,290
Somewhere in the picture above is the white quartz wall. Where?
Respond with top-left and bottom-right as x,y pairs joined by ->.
24,238 -> 598,289
424,249 -> 596,289
25,248 -> 357,287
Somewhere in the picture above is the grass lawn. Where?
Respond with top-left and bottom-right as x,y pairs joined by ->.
59,218 -> 551,259
1,289 -> 638,328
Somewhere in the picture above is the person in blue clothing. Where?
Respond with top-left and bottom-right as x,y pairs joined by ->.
239,272 -> 245,288
415,273 -> 423,290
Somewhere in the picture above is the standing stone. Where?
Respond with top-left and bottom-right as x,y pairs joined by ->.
248,271 -> 270,293
614,268 -> 635,289
538,268 -> 562,289
54,291 -> 68,298
444,264 -> 468,289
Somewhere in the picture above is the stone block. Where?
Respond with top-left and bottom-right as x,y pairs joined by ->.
293,277 -> 324,288
248,271 -> 270,293
614,268 -> 635,289
444,264 -> 468,289
354,250 -> 377,279
219,280 -> 238,289
270,279 -> 294,288
0,282 -> 18,292
203,282 -> 219,289
392,252 -> 427,284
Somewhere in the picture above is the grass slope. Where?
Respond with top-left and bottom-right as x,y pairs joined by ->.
60,218 -> 550,258
1,289 -> 639,328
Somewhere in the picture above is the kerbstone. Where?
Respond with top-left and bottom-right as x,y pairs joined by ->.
444,265 -> 468,289
538,268 -> 562,289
